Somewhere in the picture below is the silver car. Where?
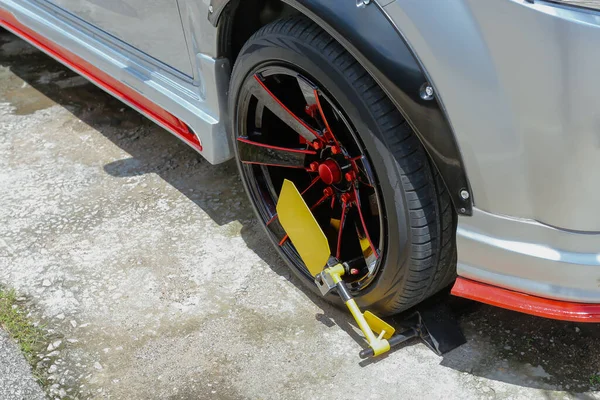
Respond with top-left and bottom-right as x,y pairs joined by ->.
1,0 -> 599,322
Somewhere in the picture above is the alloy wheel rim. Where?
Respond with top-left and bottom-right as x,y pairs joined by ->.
235,64 -> 386,291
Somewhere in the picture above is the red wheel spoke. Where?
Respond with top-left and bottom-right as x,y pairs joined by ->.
336,200 -> 349,259
297,75 -> 341,148
314,89 -> 341,149
266,214 -> 278,226
302,176 -> 322,196
250,75 -> 322,144
353,186 -> 379,259
310,190 -> 333,211
237,137 -> 315,169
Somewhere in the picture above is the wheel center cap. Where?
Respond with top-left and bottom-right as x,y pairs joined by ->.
318,159 -> 342,185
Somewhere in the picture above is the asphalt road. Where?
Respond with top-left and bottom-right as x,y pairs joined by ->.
0,331 -> 46,400
1,29 -> 599,399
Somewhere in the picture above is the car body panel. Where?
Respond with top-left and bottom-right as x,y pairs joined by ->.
0,0 -> 231,164
383,0 -> 600,233
0,6 -> 203,152
43,0 -> 194,76
457,208 -> 600,303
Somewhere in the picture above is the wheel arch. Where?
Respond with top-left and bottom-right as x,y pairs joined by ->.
209,0 -> 473,216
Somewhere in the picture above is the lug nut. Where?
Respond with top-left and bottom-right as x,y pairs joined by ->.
345,172 -> 356,182
340,193 -> 352,203
323,187 -> 334,197
331,146 -> 341,155
310,162 -> 319,172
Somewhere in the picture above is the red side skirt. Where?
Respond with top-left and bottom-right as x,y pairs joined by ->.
0,8 -> 202,152
452,277 -> 600,322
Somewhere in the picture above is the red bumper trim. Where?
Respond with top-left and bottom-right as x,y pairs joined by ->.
0,9 -> 202,152
451,277 -> 600,322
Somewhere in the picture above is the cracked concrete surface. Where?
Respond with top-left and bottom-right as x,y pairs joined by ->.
1,30 -> 600,399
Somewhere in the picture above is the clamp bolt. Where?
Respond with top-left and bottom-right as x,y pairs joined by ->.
420,83 -> 435,101
460,190 -> 470,200
340,193 -> 352,203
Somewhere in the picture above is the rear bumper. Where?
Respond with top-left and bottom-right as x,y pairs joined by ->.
456,208 -> 600,314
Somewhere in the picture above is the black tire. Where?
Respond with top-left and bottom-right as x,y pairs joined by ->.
229,16 -> 456,316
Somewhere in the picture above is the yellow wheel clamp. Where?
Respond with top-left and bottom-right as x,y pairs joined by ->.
277,179 -> 466,358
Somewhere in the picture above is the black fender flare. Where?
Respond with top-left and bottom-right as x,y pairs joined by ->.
209,0 -> 473,215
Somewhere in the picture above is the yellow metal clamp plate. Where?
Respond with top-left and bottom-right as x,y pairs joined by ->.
364,311 -> 395,340
276,179 -> 330,277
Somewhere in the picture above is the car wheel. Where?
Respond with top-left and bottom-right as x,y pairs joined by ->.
228,16 -> 456,316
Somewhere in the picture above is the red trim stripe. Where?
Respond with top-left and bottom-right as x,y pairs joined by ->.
451,277 -> 600,322
0,9 -> 202,152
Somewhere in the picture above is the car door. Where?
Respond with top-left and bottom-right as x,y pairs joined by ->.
45,0 -> 193,76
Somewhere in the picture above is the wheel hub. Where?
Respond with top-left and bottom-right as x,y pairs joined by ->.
318,159 -> 342,185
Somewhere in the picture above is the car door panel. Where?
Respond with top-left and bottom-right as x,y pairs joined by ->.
45,0 -> 193,76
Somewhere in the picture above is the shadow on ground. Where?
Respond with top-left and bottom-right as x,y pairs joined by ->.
1,30 -> 599,395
